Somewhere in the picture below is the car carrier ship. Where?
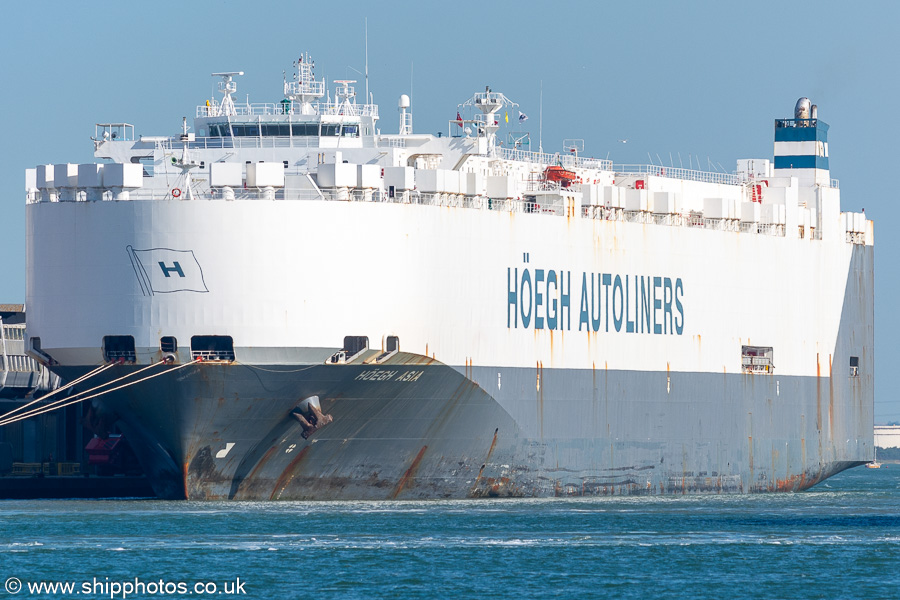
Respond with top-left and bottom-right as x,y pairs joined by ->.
16,53 -> 874,499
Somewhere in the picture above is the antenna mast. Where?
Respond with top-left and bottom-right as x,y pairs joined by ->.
460,87 -> 518,156
539,80 -> 543,154
284,53 -> 325,115
365,18 -> 369,105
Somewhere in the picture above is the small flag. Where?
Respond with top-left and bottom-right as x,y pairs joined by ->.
518,111 -> 528,123
505,112 -> 509,123
456,111 -> 463,127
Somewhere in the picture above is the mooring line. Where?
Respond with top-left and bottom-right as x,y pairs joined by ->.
0,359 -> 200,428
0,361 -> 166,427
0,362 -> 114,423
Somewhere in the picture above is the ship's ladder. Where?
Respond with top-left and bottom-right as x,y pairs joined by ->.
0,359 -> 200,428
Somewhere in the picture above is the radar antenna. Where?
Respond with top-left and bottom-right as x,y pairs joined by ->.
334,80 -> 356,108
210,71 -> 244,117
563,139 -> 584,158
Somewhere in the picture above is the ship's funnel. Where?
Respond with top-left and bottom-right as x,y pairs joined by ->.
775,98 -> 830,186
794,97 -> 811,120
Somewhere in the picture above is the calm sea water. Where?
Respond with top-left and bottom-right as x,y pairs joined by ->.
1,467 -> 899,599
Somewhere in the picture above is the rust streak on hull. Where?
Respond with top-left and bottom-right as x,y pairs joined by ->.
232,445 -> 280,498
269,446 -> 312,500
182,461 -> 189,500
470,428 -> 500,494
392,445 -> 428,499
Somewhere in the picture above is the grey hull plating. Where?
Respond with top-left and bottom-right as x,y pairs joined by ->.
59,360 -> 869,500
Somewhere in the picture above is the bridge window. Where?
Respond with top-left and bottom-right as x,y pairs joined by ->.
131,156 -> 155,177
850,356 -> 859,377
231,124 -> 260,137
291,123 -> 319,137
262,124 -> 290,137
208,123 -> 229,137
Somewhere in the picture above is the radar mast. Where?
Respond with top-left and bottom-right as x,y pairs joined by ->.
284,53 -> 325,115
210,71 -> 244,117
459,87 -> 518,156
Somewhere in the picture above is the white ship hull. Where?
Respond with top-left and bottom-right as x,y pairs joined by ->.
24,198 -> 874,499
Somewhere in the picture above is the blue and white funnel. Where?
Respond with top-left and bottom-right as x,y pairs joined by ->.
773,97 -> 830,186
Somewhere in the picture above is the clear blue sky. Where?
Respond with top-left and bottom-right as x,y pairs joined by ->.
2,1 -> 897,420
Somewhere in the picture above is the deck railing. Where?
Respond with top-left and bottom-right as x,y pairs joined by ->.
497,147 -> 613,171
196,101 -> 379,119
613,164 -> 742,186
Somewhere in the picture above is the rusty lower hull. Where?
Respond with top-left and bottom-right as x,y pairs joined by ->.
56,355 -> 871,500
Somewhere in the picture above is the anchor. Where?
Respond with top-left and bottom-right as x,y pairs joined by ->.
290,396 -> 333,439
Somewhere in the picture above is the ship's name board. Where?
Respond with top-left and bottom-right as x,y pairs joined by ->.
507,268 -> 684,335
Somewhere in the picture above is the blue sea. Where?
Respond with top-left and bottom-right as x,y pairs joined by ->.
1,467 -> 899,599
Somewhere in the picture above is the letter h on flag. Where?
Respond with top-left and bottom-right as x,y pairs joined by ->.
127,246 -> 209,296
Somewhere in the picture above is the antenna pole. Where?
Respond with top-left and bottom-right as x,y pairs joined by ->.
364,18 -> 369,107
539,80 -> 543,154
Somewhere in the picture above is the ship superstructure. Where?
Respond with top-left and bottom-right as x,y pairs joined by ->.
20,56 -> 874,499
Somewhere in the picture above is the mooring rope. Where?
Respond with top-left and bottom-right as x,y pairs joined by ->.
0,359 -> 200,428
0,361 -> 166,427
0,362 -> 115,423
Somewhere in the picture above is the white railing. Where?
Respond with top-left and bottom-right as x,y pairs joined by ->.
197,103 -> 282,117
489,158 -> 746,186
2,325 -> 24,341
25,182 -> 808,241
378,136 -> 406,148
156,136 -> 377,151
318,102 -> 378,118
2,354 -> 41,373
284,80 -> 325,98
26,185 -> 797,239
582,206 -> 624,221
613,164 -> 742,186
196,101 -> 378,119
497,147 -> 613,171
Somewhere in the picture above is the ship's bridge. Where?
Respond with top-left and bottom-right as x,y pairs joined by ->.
195,96 -> 374,139
200,120 -> 361,139
194,73 -> 377,141
195,99 -> 379,120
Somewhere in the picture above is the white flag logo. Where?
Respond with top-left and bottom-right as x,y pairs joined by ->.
127,246 -> 209,295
